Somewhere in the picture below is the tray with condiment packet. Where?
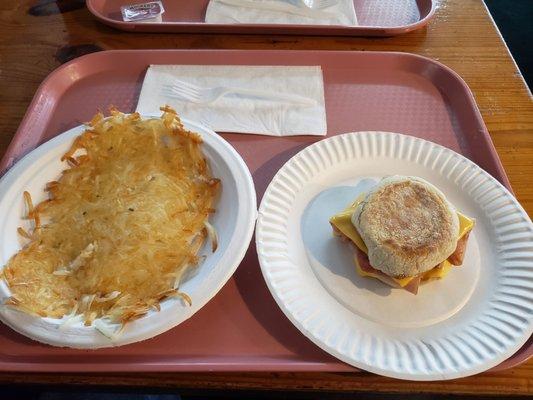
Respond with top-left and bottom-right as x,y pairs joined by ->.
0,50 -> 530,372
87,0 -> 435,36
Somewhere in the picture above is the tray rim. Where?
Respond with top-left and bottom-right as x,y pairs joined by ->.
2,49 -> 513,190
86,0 -> 436,36
0,49 -> 529,373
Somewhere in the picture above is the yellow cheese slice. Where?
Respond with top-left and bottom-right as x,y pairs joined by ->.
422,260 -> 452,280
330,193 -> 474,286
355,258 -> 415,287
457,212 -> 474,240
329,194 -> 368,253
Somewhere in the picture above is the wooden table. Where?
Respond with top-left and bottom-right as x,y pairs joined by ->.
0,0 -> 532,396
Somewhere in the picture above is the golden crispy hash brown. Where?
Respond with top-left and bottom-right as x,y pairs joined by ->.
2,107 -> 220,326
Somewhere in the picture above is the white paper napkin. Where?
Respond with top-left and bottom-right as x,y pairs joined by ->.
205,0 -> 357,26
136,65 -> 327,136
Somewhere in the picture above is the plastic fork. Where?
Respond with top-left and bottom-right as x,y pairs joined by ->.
215,0 -> 337,19
296,0 -> 339,9
162,80 -> 317,106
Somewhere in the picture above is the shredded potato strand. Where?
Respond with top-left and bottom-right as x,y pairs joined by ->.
2,108 -> 220,325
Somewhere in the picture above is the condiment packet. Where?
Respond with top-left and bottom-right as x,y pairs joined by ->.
121,1 -> 165,22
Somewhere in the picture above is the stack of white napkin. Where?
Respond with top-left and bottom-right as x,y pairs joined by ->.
136,65 -> 327,136
205,0 -> 358,26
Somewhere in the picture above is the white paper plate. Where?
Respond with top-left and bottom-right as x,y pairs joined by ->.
0,117 -> 257,348
256,132 -> 533,380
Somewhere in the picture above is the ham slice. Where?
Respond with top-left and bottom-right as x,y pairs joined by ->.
355,247 -> 420,294
403,275 -> 422,295
447,231 -> 470,266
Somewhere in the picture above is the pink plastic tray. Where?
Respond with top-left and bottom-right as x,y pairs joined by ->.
0,50 -> 530,373
87,0 -> 435,36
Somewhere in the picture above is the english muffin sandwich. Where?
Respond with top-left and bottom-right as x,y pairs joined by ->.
330,176 -> 475,294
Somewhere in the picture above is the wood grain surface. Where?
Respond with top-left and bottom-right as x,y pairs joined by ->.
0,0 -> 532,395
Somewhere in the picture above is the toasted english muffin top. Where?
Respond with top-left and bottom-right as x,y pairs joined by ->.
352,176 -> 460,278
